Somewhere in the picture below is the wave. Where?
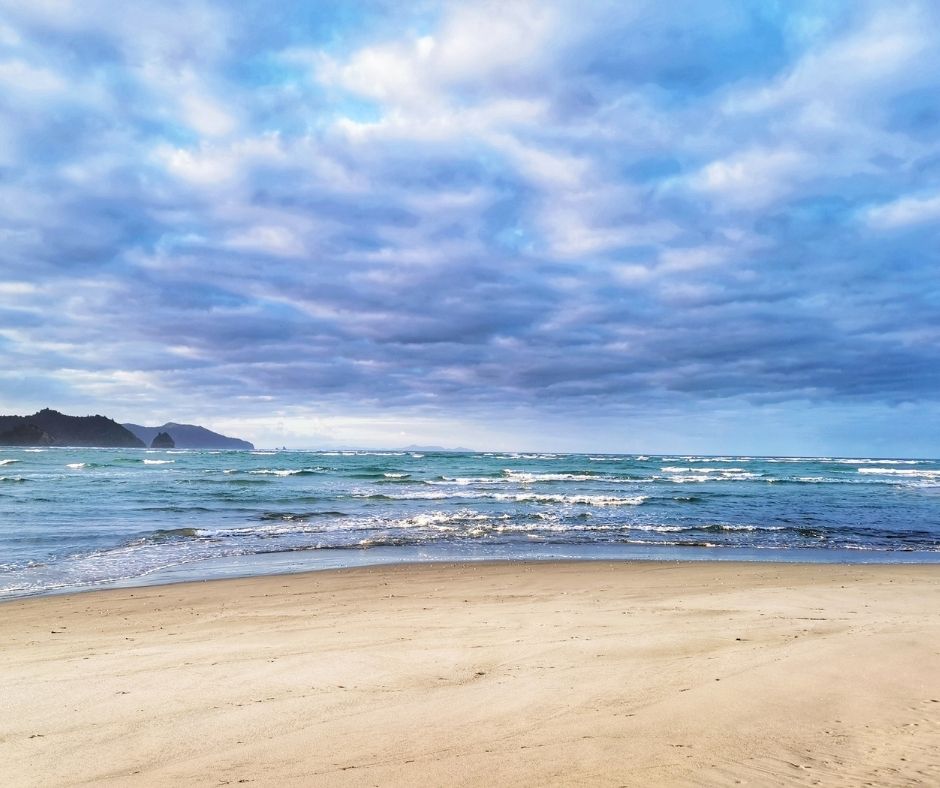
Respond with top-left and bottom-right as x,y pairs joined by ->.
0,459 -> 19,466
143,459 -> 174,465
248,468 -> 323,477
178,477 -> 273,486
146,528 -> 202,541
503,470 -> 601,483
654,473 -> 762,483
140,506 -> 217,514
258,510 -> 349,521
427,470 -> 643,485
0,476 -> 27,483
364,491 -> 649,506
397,511 -> 512,529
661,466 -> 752,473
857,468 -> 940,477
834,459 -> 924,465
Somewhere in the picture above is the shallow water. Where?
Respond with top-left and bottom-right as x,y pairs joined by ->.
1,448 -> 938,597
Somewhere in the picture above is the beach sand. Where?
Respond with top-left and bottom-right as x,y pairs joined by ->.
1,561 -> 938,786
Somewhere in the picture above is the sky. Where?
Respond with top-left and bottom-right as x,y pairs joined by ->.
1,0 -> 939,454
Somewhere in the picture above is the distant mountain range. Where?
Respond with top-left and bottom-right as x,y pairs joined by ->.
123,422 -> 254,450
401,444 -> 474,452
0,409 -> 253,449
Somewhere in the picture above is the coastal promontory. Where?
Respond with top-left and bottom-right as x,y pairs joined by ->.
123,422 -> 254,450
0,409 -> 144,448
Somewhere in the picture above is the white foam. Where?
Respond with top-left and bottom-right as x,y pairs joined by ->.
0,459 -> 18,466
143,459 -> 174,465
835,459 -> 923,465
247,467 -> 324,476
66,463 -> 86,469
377,490 -> 648,506
857,468 -> 940,477
503,470 -> 607,483
398,511 -> 510,529
661,466 -> 750,473
500,493 -> 647,506
429,471 -> 639,485
656,472 -> 762,482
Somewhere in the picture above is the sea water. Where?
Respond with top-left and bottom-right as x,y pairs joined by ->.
1,449 -> 938,597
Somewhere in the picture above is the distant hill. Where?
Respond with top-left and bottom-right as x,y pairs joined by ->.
0,409 -> 145,447
123,422 -> 254,450
401,444 -> 474,452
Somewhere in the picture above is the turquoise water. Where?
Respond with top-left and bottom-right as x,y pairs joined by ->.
1,448 -> 939,597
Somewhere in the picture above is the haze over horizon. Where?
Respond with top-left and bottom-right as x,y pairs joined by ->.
1,1 -> 939,455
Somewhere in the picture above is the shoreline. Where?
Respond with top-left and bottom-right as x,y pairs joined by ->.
6,543 -> 940,603
3,560 -> 938,786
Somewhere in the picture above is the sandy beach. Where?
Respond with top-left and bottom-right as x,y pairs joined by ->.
2,561 -> 938,787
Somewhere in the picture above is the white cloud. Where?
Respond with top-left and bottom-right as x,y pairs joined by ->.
690,147 -> 808,209
658,245 -> 730,272
179,93 -> 237,137
155,134 -> 285,185
0,22 -> 22,46
0,281 -> 37,296
726,6 -> 930,116
0,59 -> 66,92
319,1 -> 554,110
225,225 -> 305,258
866,192 -> 940,230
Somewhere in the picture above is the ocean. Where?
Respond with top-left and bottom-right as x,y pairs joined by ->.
1,448 -> 939,598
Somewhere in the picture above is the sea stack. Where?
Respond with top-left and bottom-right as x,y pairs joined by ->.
150,431 -> 175,449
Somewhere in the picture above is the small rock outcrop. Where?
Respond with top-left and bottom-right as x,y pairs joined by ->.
150,431 -> 175,449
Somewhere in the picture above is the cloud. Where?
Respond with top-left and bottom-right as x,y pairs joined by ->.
866,191 -> 940,229
0,0 -> 938,452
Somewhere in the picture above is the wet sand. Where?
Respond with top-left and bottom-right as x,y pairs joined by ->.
1,561 -> 938,786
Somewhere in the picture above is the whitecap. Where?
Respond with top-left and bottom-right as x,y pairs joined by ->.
375,490 -> 648,506
834,458 -> 923,465
857,468 -> 940,477
661,466 -> 750,473
248,468 -> 321,476
250,469 -> 300,476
